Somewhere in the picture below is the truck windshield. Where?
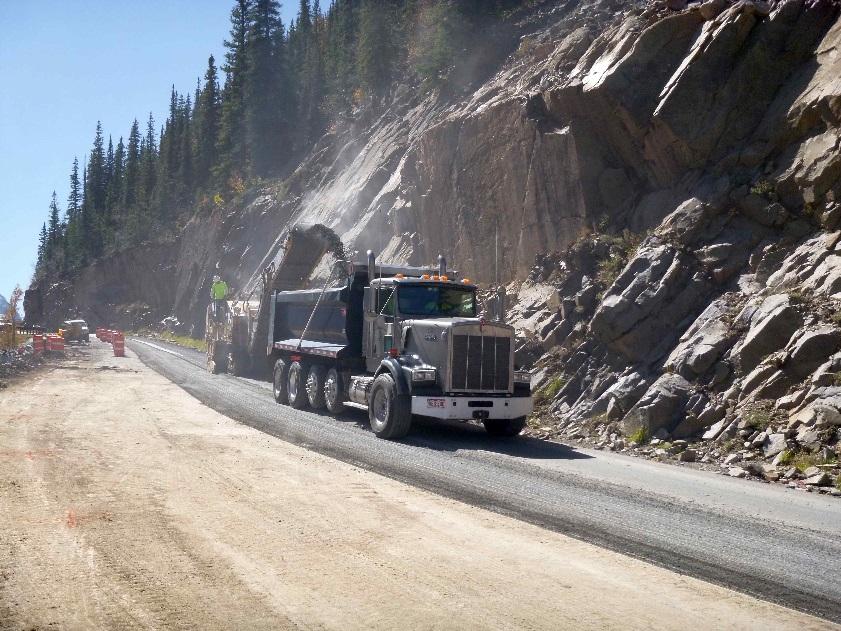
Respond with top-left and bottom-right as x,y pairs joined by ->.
397,285 -> 476,317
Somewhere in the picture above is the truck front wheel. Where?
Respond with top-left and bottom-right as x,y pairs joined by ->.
483,416 -> 527,438
272,358 -> 289,404
287,361 -> 309,409
368,374 -> 412,439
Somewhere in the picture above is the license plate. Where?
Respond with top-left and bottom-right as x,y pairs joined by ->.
427,398 -> 445,408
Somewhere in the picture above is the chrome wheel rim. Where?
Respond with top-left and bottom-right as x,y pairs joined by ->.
288,367 -> 299,400
306,373 -> 317,400
372,388 -> 388,429
325,374 -> 338,405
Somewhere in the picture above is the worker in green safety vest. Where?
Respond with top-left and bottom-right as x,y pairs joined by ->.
210,275 -> 229,322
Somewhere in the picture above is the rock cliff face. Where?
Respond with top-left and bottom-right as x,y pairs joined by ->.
24,0 -> 841,480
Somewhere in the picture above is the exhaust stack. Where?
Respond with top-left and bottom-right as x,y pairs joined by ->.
438,255 -> 447,277
495,286 -> 507,322
367,250 -> 376,284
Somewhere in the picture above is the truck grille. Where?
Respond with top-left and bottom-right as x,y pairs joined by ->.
451,334 -> 511,392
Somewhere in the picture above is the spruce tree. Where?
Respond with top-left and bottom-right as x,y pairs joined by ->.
357,0 -> 395,98
84,122 -> 107,257
123,120 -> 141,210
245,0 -> 289,178
217,0 -> 253,185
65,158 -> 83,269
195,55 -> 221,189
140,112 -> 158,209
37,222 -> 48,270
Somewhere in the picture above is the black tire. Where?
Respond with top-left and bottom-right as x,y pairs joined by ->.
324,367 -> 346,415
368,373 -> 412,439
306,365 -> 327,409
287,361 -> 309,409
483,416 -> 527,437
272,358 -> 289,404
230,352 -> 250,377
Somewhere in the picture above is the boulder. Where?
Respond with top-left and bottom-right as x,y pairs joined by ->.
702,418 -> 728,440
698,0 -> 727,20
621,373 -> 692,435
762,433 -> 787,457
785,326 -> 841,379
728,467 -> 748,478
737,194 -> 789,227
734,295 -> 803,372
591,243 -> 709,362
795,425 -> 822,452
677,448 -> 697,462
804,471 -> 831,486
665,299 -> 737,378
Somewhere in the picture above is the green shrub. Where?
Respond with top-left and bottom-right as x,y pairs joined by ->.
742,402 -> 774,430
596,229 -> 644,289
776,449 -> 794,466
535,375 -> 566,405
750,179 -> 778,201
628,426 -> 648,445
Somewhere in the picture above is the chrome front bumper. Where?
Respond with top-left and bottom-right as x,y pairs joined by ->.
411,395 -> 532,420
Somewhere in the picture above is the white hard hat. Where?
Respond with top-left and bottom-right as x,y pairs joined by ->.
213,275 -> 221,282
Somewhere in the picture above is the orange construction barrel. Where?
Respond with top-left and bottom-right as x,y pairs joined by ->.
33,334 -> 45,354
112,331 -> 125,357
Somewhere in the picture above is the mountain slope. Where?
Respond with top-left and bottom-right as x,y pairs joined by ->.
23,0 -> 841,479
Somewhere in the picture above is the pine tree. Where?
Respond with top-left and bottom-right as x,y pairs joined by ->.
84,122 -> 107,257
357,0 -> 396,98
123,120 -> 141,210
195,55 -> 221,189
45,191 -> 63,271
245,0 -> 289,177
64,157 -> 83,269
178,94 -> 194,199
37,222 -> 48,270
67,157 -> 82,222
324,0 -> 359,117
108,137 -> 125,214
140,112 -> 157,208
217,0 -> 254,185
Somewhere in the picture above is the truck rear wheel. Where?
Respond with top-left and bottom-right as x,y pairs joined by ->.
287,361 -> 309,409
369,374 -> 412,439
306,365 -> 326,409
324,367 -> 346,415
273,358 -> 289,404
483,416 -> 527,438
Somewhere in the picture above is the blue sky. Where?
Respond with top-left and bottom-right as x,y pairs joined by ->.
0,1 -> 298,305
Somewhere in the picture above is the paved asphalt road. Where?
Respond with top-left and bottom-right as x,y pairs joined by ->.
128,337 -> 841,623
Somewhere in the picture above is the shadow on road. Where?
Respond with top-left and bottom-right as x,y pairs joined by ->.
328,408 -> 591,461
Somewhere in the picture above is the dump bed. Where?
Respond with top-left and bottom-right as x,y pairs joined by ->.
269,278 -> 364,359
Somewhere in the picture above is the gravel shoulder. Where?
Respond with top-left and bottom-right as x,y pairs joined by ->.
0,342 -> 835,629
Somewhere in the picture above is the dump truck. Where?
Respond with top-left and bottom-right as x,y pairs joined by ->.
208,224 -> 532,439
267,251 -> 533,439
62,319 -> 90,344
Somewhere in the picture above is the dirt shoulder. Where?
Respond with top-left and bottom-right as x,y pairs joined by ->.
0,342 -> 833,630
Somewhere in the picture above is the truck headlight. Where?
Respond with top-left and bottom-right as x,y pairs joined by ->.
514,370 -> 531,384
411,368 -> 437,383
